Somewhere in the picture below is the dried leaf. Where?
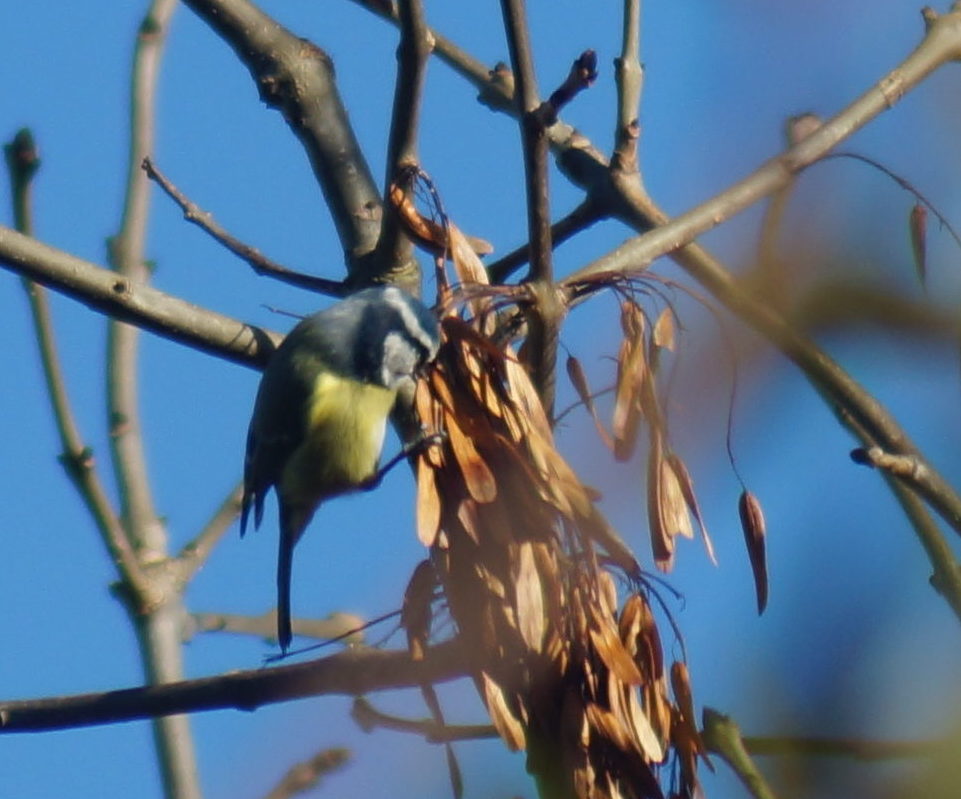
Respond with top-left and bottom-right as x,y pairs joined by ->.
624,682 -> 666,762
612,334 -> 647,462
620,594 -> 663,682
646,433 -> 674,571
585,702 -> 633,752
590,605 -> 644,685
389,180 -> 446,254
446,409 -> 498,503
402,560 -> 436,659
652,307 -> 676,351
666,453 -> 717,566
659,457 -> 694,540
416,455 -> 441,547
670,662 -> 707,757
481,672 -> 526,750
909,202 -> 927,286
739,490 -> 768,614
597,569 -> 619,618
514,542 -> 546,652
611,302 -> 648,461
567,354 -> 615,449
455,497 -> 481,544
388,180 -> 493,259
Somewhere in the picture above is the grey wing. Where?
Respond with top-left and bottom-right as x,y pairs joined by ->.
239,345 -> 314,536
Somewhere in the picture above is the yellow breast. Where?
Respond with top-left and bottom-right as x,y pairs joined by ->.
280,372 -> 397,507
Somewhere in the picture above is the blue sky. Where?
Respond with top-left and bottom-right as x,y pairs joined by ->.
2,2 -> 961,798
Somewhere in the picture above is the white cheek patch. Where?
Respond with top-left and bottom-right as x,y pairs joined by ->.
381,287 -> 439,358
381,330 -> 417,389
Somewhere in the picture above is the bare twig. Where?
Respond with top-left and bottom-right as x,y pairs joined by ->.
263,748 -> 350,799
702,708 -> 780,799
186,610 -> 366,646
4,131 -> 147,593
570,9 -> 961,282
175,483 -> 244,581
142,157 -> 347,297
351,697 -> 498,743
0,641 -> 468,733
612,0 -> 643,171
487,198 -> 604,284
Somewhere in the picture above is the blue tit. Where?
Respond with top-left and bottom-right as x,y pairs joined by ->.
241,286 -> 440,652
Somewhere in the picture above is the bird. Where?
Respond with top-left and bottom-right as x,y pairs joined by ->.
240,285 -> 441,653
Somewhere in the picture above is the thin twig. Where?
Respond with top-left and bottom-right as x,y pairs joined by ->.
487,198 -> 604,284
186,610 -> 366,646
175,482 -> 244,581
142,157 -> 346,297
702,708 -> 780,799
4,131 -> 147,592
263,748 -> 350,799
351,697 -> 499,743
823,150 -> 961,251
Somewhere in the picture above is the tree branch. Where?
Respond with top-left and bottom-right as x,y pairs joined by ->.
351,697 -> 499,743
0,642 -> 467,733
4,131 -> 150,598
372,0 -> 432,293
181,0 -> 386,279
487,198 -> 604,284
0,225 -> 280,368
175,483 -> 244,582
108,5 -> 204,798
143,157 -> 347,297
702,708 -> 780,799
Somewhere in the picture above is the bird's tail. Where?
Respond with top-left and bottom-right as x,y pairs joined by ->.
276,503 -> 313,653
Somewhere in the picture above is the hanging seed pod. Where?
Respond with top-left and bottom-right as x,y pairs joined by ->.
738,490 -> 768,614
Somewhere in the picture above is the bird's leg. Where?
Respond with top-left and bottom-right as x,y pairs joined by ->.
360,429 -> 447,492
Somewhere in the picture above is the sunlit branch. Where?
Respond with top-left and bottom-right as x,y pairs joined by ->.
613,0 -> 643,170
0,225 -> 280,367
109,4 -> 202,798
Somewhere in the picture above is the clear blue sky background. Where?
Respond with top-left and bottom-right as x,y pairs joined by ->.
2,2 -> 961,798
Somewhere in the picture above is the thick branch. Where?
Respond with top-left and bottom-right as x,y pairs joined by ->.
373,0 -> 432,293
181,0 -> 384,277
0,642 -> 467,733
0,225 -> 279,368
499,0 -> 561,413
